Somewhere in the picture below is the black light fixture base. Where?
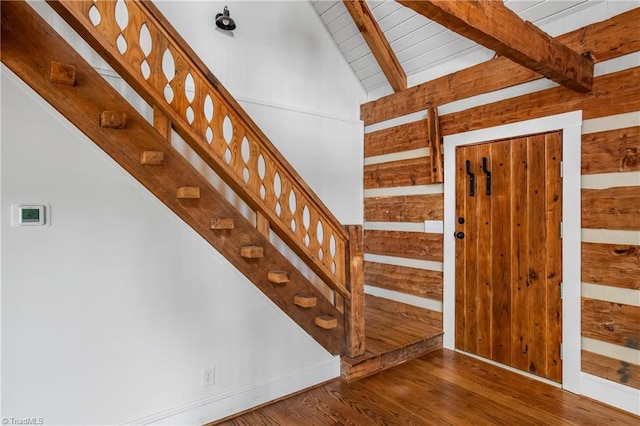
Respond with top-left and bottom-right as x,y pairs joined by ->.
216,6 -> 236,31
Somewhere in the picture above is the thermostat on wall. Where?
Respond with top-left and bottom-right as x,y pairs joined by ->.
11,204 -> 49,227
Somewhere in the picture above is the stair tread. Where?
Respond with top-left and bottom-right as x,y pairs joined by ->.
140,151 -> 164,165
49,61 -> 76,86
268,270 -> 290,284
240,245 -> 264,258
177,186 -> 200,199
315,315 -> 338,330
210,218 -> 234,230
99,111 -> 126,129
294,293 -> 317,308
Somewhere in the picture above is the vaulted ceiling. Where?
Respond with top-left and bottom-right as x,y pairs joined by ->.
312,0 -> 629,97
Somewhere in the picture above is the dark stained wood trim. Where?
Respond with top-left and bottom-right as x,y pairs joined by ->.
343,0 -> 406,92
364,194 -> 443,222
582,243 -> 640,290
581,298 -> 640,348
439,67 -> 640,136
364,230 -> 443,262
361,8 -> 640,125
582,127 -> 640,175
364,157 -> 432,189
582,186 -> 640,231
365,119 -> 428,158
582,350 -> 640,390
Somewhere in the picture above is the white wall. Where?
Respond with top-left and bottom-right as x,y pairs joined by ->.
2,0 -> 366,424
154,1 -> 365,120
1,68 -> 338,425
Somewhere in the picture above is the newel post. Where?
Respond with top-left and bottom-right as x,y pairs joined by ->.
344,224 -> 365,358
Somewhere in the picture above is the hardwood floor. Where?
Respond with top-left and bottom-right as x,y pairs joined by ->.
214,349 -> 639,425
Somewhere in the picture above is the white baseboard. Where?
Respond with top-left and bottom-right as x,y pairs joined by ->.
126,357 -> 340,425
580,373 -> 640,415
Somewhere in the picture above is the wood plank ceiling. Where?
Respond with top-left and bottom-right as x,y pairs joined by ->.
312,0 -> 601,95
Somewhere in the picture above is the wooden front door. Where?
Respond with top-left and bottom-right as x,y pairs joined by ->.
454,131 -> 563,383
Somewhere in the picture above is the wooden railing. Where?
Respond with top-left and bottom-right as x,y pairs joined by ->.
48,0 -> 351,298
47,0 -> 365,357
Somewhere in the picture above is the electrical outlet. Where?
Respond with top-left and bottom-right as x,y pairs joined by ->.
201,366 -> 215,387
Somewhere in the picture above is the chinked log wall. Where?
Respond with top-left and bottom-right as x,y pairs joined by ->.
362,8 -> 639,389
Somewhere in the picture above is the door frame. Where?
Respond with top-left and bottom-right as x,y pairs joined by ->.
443,111 -> 582,392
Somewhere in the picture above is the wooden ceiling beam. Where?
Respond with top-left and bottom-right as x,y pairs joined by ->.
397,0 -> 594,93
343,0 -> 407,92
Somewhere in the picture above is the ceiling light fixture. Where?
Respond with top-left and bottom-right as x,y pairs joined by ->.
215,6 -> 236,31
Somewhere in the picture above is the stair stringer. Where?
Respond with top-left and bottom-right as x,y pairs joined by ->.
0,0 -> 344,355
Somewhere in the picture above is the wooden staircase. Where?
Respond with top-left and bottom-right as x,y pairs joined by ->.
1,0 -> 354,355
2,0 -> 442,381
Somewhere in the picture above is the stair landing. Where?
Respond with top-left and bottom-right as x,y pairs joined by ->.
341,294 -> 443,381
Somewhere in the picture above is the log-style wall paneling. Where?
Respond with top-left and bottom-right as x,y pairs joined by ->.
364,157 -> 432,189
364,261 -> 442,301
365,120 -> 428,158
582,350 -> 640,389
361,8 -> 640,125
359,7 -> 640,391
439,67 -> 640,136
366,294 -> 442,329
582,127 -> 640,175
364,230 -> 443,262
581,298 -> 640,349
582,186 -> 640,231
364,194 -> 443,222
582,243 -> 640,290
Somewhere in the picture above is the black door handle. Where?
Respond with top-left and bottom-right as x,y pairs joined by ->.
482,157 -> 492,196
466,160 -> 475,197
455,231 -> 465,240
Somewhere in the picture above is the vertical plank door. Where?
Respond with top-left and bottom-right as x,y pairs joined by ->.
454,131 -> 563,383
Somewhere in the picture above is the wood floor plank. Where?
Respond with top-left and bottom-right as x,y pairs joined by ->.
214,349 -> 640,425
